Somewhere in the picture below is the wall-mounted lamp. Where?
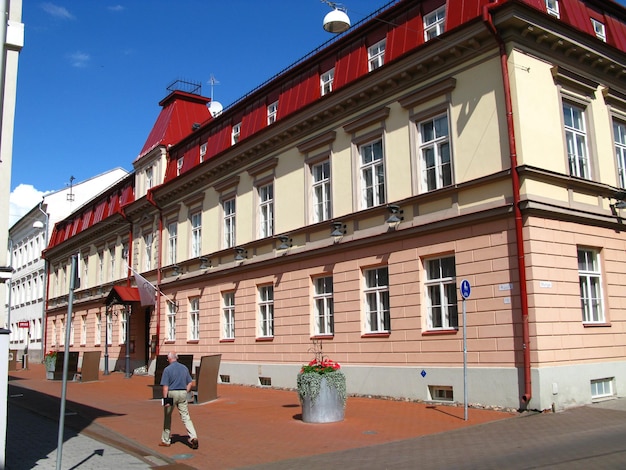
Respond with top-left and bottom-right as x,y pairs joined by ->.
276,235 -> 292,250
612,191 -> 626,210
234,247 -> 247,261
330,221 -> 346,242
321,1 -> 351,33
172,264 -> 181,276
199,256 -> 211,269
386,204 -> 404,226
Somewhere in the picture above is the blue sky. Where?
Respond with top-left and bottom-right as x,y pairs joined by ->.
9,0 -> 390,222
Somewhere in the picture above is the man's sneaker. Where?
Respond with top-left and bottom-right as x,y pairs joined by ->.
189,438 -> 199,449
158,442 -> 171,447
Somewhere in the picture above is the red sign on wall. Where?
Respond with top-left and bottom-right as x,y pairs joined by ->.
17,321 -> 29,328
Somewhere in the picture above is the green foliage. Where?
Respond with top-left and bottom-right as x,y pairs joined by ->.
297,370 -> 347,407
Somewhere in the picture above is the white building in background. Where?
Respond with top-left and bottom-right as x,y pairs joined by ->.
4,168 -> 128,362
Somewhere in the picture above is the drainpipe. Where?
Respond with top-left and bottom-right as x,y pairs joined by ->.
147,189 -> 163,357
483,1 -> 532,404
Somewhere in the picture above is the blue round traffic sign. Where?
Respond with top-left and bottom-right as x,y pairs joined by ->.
460,279 -> 471,299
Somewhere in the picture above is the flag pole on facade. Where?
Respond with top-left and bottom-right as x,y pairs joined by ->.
127,265 -> 177,308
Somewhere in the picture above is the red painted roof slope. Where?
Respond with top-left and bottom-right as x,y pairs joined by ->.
136,90 -> 212,161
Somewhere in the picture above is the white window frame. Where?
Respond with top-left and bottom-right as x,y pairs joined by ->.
419,112 -> 452,192
425,256 -> 458,330
189,297 -> 200,341
313,276 -> 334,336
98,250 -> 104,284
167,301 -> 177,341
267,101 -> 278,125
80,315 -> 87,345
95,313 -> 101,345
146,166 -> 153,190
424,6 -> 445,41
364,267 -> 390,333
591,378 -> 614,399
232,122 -> 241,145
223,292 -> 235,340
168,222 -> 177,265
311,159 -> 332,223
109,247 -> 116,281
321,68 -> 335,96
591,18 -> 606,42
614,119 -> 626,188
223,197 -> 236,248
259,183 -> 274,238
177,157 -> 184,176
368,39 -> 386,72
199,142 -> 207,162
258,285 -> 274,338
578,248 -> 605,324
190,211 -> 202,258
144,233 -> 152,271
360,138 -> 386,209
546,0 -> 560,18
106,313 -> 113,345
563,102 -> 590,179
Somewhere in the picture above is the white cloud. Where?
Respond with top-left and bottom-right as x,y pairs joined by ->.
9,184 -> 49,227
40,3 -> 75,20
68,51 -> 90,68
108,5 -> 125,12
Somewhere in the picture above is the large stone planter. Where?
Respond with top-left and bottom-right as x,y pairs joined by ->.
45,363 -> 55,380
300,375 -> 345,423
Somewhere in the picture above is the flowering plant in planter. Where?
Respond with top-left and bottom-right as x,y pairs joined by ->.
297,341 -> 346,407
44,351 -> 57,370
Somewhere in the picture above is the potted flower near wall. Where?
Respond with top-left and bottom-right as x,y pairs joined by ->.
44,351 -> 57,380
297,341 -> 346,423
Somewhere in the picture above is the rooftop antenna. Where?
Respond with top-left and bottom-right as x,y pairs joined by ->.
67,176 -> 75,202
207,74 -> 223,117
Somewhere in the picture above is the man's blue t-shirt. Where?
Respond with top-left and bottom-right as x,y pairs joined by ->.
160,361 -> 192,390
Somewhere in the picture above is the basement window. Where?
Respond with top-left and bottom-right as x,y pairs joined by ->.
429,385 -> 454,402
220,374 -> 230,383
591,378 -> 614,400
259,376 -> 272,387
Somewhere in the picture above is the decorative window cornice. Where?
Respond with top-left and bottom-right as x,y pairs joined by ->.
398,77 -> 456,109
551,66 -> 598,97
343,106 -> 390,134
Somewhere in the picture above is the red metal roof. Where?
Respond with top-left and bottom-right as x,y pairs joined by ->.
105,286 -> 140,305
136,90 -> 212,161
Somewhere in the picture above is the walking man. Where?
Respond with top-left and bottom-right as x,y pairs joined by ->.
159,352 -> 199,449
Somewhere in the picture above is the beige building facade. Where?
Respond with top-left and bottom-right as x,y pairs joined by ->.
43,0 -> 626,411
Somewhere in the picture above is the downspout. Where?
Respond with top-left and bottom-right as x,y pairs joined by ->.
483,2 -> 532,404
147,189 -> 163,357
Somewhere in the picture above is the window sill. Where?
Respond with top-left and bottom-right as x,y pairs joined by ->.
361,332 -> 390,338
220,338 -> 235,343
164,340 -> 175,344
310,334 -> 334,340
583,322 -> 611,328
256,336 -> 274,342
187,340 -> 199,344
422,329 -> 458,336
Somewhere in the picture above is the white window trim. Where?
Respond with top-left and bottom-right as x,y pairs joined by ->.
578,248 -> 605,324
223,292 -> 235,340
368,39 -> 386,72
167,302 -> 177,341
311,159 -> 332,223
313,276 -> 334,336
267,101 -> 278,125
546,0 -> 560,18
563,101 -> 591,179
321,68 -> 335,96
232,122 -> 241,145
190,211 -> 202,258
419,112 -> 452,192
424,6 -> 445,41
359,138 -> 386,209
363,267 -> 390,333
424,256 -> 458,330
258,285 -> 274,338
591,18 -> 606,42
258,183 -> 274,238
223,197 -> 236,249
189,297 -> 200,341
614,119 -> 626,188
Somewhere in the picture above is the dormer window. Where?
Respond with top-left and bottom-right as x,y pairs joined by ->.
232,122 -> 241,145
591,18 -> 606,42
424,6 -> 445,41
199,143 -> 207,162
546,0 -> 559,18
146,167 -> 153,189
267,101 -> 278,125
368,39 -> 386,71
321,68 -> 335,96
177,157 -> 184,176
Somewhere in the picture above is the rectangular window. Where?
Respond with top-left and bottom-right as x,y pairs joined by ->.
98,251 -> 104,284
259,183 -> 274,238
591,18 -> 606,42
360,139 -> 385,208
167,301 -> 177,341
364,267 -> 390,333
591,378 -> 614,399
95,313 -> 101,345
80,315 -> 87,345
168,222 -> 177,265
191,212 -> 202,257
223,292 -> 235,339
144,233 -> 153,271
146,166 -> 153,189
200,142 -> 207,162
420,113 -> 452,191
267,101 -> 278,125
177,157 -> 184,176
425,256 -> 458,330
232,122 -> 241,145
321,68 -> 334,96
106,313 -> 112,345
563,102 -> 590,179
314,276 -> 334,335
424,6 -> 445,40
223,198 -> 236,248
614,120 -> 626,188
258,285 -> 274,338
120,311 -> 127,344
578,248 -> 605,323
109,247 -> 115,281
189,297 -> 200,341
546,0 -> 560,18
312,160 -> 331,223
368,39 -> 386,71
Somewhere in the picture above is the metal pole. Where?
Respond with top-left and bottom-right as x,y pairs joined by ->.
104,307 -> 109,375
56,254 -> 77,470
463,297 -> 468,421
125,305 -> 131,378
